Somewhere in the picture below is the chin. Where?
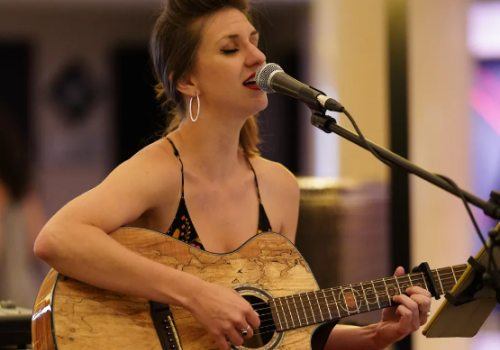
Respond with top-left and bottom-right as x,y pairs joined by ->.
252,94 -> 269,113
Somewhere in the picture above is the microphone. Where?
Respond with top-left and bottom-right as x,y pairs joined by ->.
255,63 -> 344,113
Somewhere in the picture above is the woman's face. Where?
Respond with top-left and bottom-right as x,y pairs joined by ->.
189,8 -> 268,118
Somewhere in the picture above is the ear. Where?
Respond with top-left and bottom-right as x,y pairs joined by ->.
175,73 -> 198,97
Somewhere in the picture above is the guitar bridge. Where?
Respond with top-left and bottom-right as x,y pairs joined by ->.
150,301 -> 183,350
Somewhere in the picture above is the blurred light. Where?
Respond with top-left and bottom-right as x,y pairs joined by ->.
468,2 -> 500,59
469,67 -> 500,136
313,86 -> 340,177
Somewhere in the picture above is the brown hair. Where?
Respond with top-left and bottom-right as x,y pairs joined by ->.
150,0 -> 261,157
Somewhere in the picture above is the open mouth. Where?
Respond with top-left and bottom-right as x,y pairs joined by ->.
243,79 -> 256,86
243,72 -> 257,86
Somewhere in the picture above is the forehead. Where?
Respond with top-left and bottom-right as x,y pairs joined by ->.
201,8 -> 255,45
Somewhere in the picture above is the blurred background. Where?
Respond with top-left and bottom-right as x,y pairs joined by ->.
0,0 -> 499,349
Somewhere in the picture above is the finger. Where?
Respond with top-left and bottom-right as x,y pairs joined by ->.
246,308 -> 261,330
395,304 -> 414,335
234,317 -> 254,339
225,327 -> 244,347
393,266 -> 405,277
214,334 -> 231,350
409,294 -> 432,311
409,294 -> 432,325
406,286 -> 432,298
393,294 -> 420,331
418,312 -> 430,326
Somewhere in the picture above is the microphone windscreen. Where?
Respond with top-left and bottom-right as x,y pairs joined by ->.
256,63 -> 283,93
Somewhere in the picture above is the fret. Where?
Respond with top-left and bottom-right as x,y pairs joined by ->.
331,289 -> 342,318
322,290 -> 333,320
373,279 -> 392,308
435,270 -> 444,295
408,274 -> 413,287
451,266 -> 458,284
371,281 -> 381,309
278,298 -> 289,330
306,292 -> 317,324
388,277 -> 400,298
382,278 -> 392,306
291,295 -> 302,327
394,277 -> 402,295
298,293 -> 311,326
350,284 -> 360,314
271,299 -> 283,331
357,284 -> 368,313
396,274 -> 411,294
340,288 -> 350,316
285,296 -> 296,329
360,282 -> 370,312
420,272 -> 429,291
453,264 -> 467,281
314,291 -> 325,322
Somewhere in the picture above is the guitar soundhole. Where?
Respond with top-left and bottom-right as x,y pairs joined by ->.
241,294 -> 276,348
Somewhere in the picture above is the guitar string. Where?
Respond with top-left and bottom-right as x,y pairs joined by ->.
245,268 -> 464,311
169,270 -> 465,323
171,279 -> 459,330
174,278 -> 458,326
252,273 -> 462,315
169,267 -> 467,342
169,273 -> 463,325
179,277 -> 454,340
234,276 -> 457,338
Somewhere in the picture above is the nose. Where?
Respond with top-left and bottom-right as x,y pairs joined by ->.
246,44 -> 266,68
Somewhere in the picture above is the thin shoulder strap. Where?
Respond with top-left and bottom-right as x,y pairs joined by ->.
166,138 -> 185,198
246,158 -> 263,204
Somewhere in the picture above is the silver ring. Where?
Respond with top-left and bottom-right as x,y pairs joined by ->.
420,310 -> 431,317
241,325 -> 251,336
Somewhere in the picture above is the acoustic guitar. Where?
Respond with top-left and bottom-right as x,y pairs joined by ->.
32,227 -> 465,350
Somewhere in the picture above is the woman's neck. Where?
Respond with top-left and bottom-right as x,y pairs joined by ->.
170,113 -> 248,182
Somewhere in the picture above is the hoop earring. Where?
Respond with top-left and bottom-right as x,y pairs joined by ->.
189,94 -> 200,122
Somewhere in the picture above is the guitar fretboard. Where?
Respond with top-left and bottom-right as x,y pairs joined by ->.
269,264 -> 467,331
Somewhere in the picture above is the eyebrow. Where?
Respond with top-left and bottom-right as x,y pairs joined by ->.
217,30 -> 259,43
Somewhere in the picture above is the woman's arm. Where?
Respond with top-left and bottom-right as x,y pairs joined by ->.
34,146 -> 199,306
324,267 -> 432,350
34,145 -> 264,350
325,324 -> 379,350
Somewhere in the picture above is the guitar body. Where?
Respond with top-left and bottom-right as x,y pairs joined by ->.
32,227 -> 334,350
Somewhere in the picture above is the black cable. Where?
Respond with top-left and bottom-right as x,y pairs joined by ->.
340,109 -> 497,274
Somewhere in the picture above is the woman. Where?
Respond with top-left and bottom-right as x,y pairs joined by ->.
34,0 -> 431,349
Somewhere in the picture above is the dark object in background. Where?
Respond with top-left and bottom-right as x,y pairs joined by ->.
295,177 -> 390,326
0,114 -> 31,201
49,60 -> 100,125
0,42 -> 32,201
0,299 -> 32,348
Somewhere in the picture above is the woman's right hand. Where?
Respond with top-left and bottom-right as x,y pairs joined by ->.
185,280 -> 261,350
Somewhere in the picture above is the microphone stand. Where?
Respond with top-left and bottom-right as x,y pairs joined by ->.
309,110 -> 500,220
308,106 -> 500,305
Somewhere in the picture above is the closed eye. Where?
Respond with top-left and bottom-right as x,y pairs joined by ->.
221,49 -> 239,54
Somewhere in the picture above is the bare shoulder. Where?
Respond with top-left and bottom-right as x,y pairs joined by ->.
250,156 -> 299,195
116,137 -> 180,189
101,137 -> 181,213
45,137 -> 181,234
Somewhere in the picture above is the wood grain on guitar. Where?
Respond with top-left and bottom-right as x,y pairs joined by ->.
31,227 -> 465,350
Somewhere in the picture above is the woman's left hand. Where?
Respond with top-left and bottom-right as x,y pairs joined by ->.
371,266 -> 432,350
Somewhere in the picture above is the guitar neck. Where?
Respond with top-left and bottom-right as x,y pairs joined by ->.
269,264 -> 467,331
